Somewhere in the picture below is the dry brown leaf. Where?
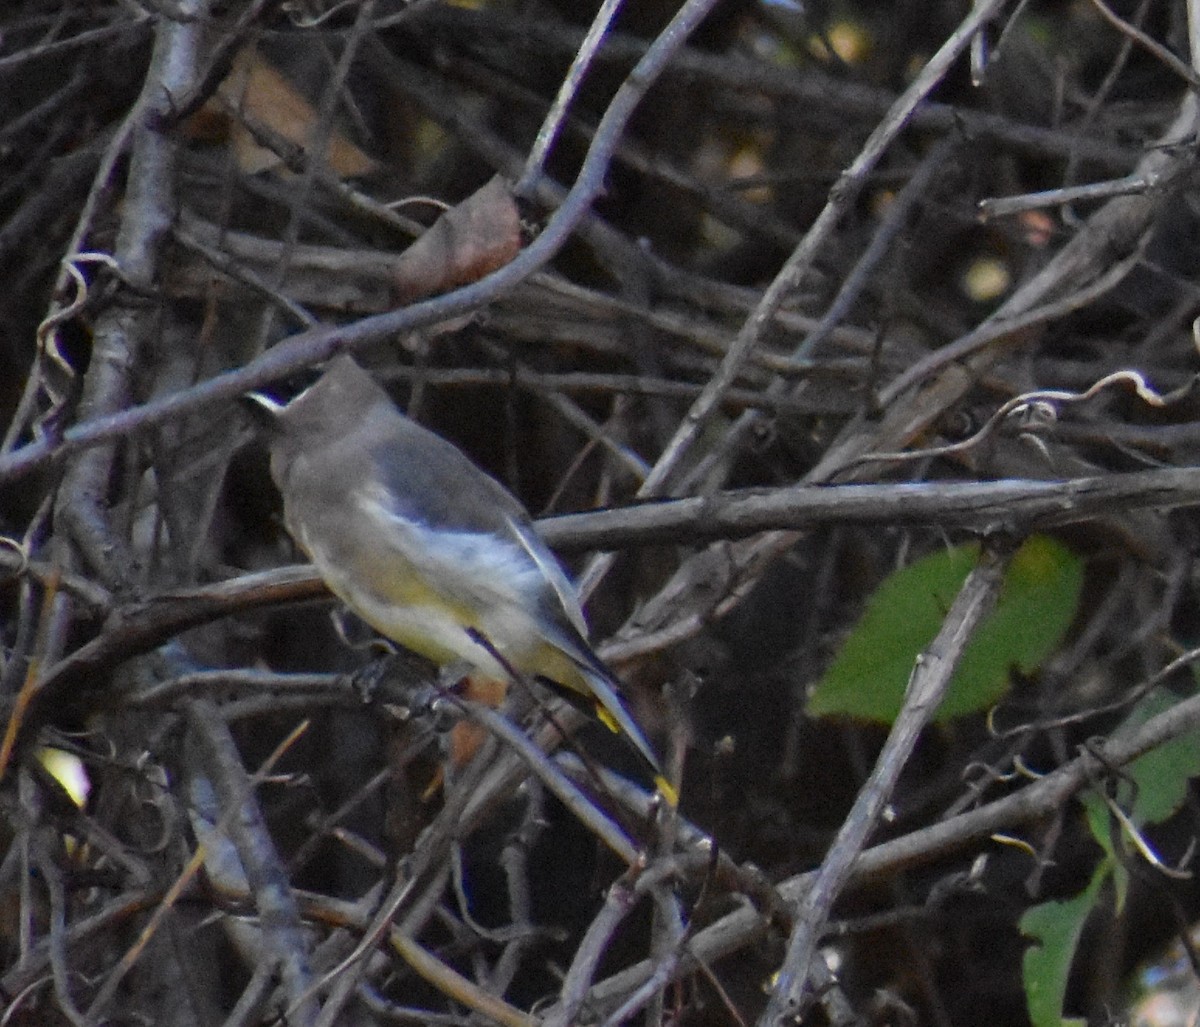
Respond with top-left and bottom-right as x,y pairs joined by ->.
205,45 -> 377,178
390,175 -> 521,303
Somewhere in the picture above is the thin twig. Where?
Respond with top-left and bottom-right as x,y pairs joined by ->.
578,0 -> 1012,596
759,540 -> 1012,1024
517,0 -> 627,193
978,171 -> 1157,220
1087,0 -> 1200,90
0,0 -> 726,487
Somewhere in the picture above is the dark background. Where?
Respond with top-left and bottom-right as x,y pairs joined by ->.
3,1 -> 1200,1024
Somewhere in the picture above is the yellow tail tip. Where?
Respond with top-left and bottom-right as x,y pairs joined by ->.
591,699 -> 673,805
655,776 -> 679,808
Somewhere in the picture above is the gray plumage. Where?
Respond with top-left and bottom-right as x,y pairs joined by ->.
251,354 -> 663,778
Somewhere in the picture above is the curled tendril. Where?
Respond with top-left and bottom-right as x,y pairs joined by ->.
36,253 -> 121,390
1095,784 -> 1194,880
388,195 -> 453,214
0,534 -> 30,576
846,369 -> 1180,471
962,760 -> 1020,787
1011,754 -> 1047,781
989,833 -> 1040,860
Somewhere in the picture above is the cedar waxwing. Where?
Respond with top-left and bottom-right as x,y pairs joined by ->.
247,355 -> 671,800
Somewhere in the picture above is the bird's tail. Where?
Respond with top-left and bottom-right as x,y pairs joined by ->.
578,663 -> 677,808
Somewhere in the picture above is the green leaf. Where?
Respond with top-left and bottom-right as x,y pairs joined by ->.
1020,859 -> 1110,1027
1080,689 -> 1200,913
807,536 -> 1083,724
1082,793 -> 1128,914
1116,690 -> 1200,826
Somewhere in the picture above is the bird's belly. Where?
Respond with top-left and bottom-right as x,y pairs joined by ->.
301,531 -> 544,678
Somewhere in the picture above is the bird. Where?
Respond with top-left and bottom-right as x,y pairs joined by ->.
245,354 -> 672,801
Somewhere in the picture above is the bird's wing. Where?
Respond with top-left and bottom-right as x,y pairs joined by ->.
504,515 -> 590,638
